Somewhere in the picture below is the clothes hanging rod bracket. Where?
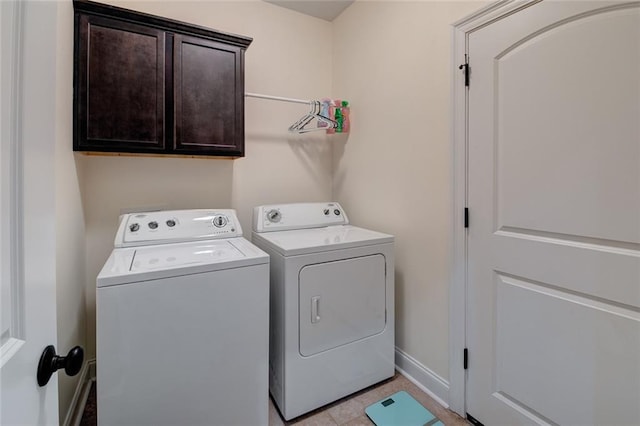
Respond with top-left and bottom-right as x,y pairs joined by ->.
245,92 -> 313,105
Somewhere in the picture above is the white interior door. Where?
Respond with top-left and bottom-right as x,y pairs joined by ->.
466,1 -> 640,425
1,2 -> 60,424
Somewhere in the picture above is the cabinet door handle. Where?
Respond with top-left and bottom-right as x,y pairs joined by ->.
311,296 -> 321,324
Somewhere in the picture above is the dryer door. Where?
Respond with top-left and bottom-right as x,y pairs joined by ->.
299,254 -> 386,356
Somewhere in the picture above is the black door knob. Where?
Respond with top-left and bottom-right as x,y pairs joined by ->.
37,345 -> 84,387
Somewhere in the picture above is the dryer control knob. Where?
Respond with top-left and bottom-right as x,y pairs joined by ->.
129,223 -> 140,232
267,209 -> 281,223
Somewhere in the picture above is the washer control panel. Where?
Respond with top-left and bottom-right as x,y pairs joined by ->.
115,209 -> 242,247
253,202 -> 348,233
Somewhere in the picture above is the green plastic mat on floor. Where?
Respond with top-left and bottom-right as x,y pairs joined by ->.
365,391 -> 443,426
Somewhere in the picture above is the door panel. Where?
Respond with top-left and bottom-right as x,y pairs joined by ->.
467,2 -> 640,424
299,255 -> 386,356
1,2 -> 59,424
495,273 -> 640,425
495,7 -> 640,244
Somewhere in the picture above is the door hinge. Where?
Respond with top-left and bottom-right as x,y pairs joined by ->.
459,54 -> 470,87
464,208 -> 469,228
463,348 -> 468,370
467,413 -> 484,426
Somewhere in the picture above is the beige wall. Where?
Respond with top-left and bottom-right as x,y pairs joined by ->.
20,0 -> 494,420
55,0 -> 88,421
332,1 -> 484,381
79,1 -> 334,359
65,0 -> 488,412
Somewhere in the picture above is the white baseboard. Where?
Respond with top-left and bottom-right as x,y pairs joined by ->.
395,347 -> 450,408
63,358 -> 96,426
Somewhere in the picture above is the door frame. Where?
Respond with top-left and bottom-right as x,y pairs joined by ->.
449,0 -> 541,416
1,0 -> 26,365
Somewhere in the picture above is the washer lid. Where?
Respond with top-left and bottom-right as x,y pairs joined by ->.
97,237 -> 268,287
251,225 -> 393,256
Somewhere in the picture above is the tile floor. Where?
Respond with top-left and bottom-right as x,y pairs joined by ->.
269,372 -> 469,426
81,371 -> 469,425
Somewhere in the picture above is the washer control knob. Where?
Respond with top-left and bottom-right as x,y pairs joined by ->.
148,221 -> 158,230
129,223 -> 140,232
166,219 -> 176,227
213,215 -> 228,228
323,209 -> 330,215
267,209 -> 281,223
334,209 -> 341,216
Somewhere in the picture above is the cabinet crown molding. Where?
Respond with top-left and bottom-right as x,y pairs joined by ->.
73,0 -> 253,49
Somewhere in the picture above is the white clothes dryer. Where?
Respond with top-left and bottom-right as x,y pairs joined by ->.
97,209 -> 269,426
252,202 -> 395,420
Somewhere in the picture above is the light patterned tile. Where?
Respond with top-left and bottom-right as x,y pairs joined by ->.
353,385 -> 394,408
327,397 -> 365,425
269,397 -> 285,426
290,410 -> 337,426
269,371 -> 469,426
353,375 -> 405,407
440,412 -> 470,426
342,415 -> 374,426
401,388 -> 467,426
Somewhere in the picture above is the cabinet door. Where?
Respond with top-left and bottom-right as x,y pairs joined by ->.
74,15 -> 165,152
173,35 -> 244,157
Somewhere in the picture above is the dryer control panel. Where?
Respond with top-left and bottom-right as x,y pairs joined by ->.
114,209 -> 242,247
253,202 -> 349,233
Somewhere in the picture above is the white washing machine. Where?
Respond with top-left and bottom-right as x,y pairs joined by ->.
97,209 -> 269,426
252,202 -> 395,420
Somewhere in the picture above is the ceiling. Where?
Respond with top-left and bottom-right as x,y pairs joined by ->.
262,0 -> 354,22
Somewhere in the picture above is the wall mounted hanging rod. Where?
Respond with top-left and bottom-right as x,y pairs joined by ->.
245,92 -> 312,105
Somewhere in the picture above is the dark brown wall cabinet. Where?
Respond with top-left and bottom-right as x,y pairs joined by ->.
73,1 -> 252,157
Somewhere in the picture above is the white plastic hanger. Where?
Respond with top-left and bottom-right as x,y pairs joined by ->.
289,101 -> 337,133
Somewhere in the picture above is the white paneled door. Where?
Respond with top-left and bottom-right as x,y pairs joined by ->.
466,1 -> 640,425
1,1 -> 59,424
